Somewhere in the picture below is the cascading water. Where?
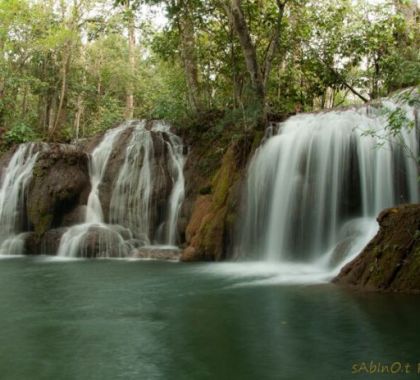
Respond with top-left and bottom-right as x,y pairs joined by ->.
58,120 -> 185,258
163,132 -> 185,245
58,125 -> 129,258
237,95 -> 419,276
0,144 -> 41,255
109,120 -> 185,247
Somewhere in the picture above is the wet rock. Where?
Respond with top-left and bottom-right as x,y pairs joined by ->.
132,247 -> 181,261
61,206 -> 87,227
41,228 -> 68,255
26,144 -> 91,236
328,238 -> 355,268
333,204 -> 420,293
79,225 -> 129,258
24,228 -> 67,255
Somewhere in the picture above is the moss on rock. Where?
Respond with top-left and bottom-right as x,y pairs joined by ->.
181,135 -> 254,262
333,204 -> 420,293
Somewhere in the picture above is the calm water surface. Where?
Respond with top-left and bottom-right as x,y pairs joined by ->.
0,258 -> 419,380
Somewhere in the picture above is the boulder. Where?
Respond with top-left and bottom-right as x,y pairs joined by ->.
78,225 -> 129,258
26,144 -> 91,236
333,204 -> 420,293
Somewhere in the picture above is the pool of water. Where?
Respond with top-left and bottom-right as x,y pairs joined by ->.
0,257 -> 419,380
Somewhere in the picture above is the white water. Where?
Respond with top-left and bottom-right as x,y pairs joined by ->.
58,125 -> 127,258
238,97 -> 419,280
109,120 -> 185,246
155,122 -> 186,245
0,144 -> 41,255
86,125 -> 127,223
58,121 -> 185,258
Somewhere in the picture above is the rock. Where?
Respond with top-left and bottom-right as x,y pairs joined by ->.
41,228 -> 68,255
333,204 -> 420,293
61,206 -> 87,227
26,145 -> 91,236
24,227 -> 67,256
132,247 -> 181,261
181,246 -> 198,262
24,232 -> 40,255
76,225 -> 129,258
181,136 -> 254,261
328,238 -> 355,268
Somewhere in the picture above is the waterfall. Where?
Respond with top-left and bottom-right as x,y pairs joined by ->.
163,131 -> 185,245
58,120 -> 185,258
57,125 -> 128,258
238,97 -> 419,270
0,144 -> 41,255
86,125 -> 128,223
109,120 -> 185,247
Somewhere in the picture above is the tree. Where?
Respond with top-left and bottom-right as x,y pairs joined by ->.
222,0 -> 287,127
114,0 -> 139,120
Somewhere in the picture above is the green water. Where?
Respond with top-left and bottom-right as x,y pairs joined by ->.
0,258 -> 419,380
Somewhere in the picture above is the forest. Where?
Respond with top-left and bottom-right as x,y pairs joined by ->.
0,0 -> 418,146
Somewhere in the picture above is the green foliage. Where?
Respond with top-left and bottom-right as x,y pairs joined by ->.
0,0 -> 418,142
4,123 -> 38,145
90,96 -> 125,135
362,88 -> 420,170
385,108 -> 414,137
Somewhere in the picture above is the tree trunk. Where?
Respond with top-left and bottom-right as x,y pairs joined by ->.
262,0 -> 286,90
224,0 -> 286,127
177,0 -> 202,113
224,0 -> 265,106
74,47 -> 86,142
125,2 -> 135,120
50,49 -> 70,139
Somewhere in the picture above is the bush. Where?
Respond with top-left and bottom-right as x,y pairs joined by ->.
4,123 -> 38,145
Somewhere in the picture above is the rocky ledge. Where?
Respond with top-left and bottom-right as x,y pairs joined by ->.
333,204 -> 420,293
132,248 -> 181,261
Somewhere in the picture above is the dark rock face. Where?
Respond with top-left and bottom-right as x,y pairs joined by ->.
333,204 -> 420,293
26,145 -> 91,236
